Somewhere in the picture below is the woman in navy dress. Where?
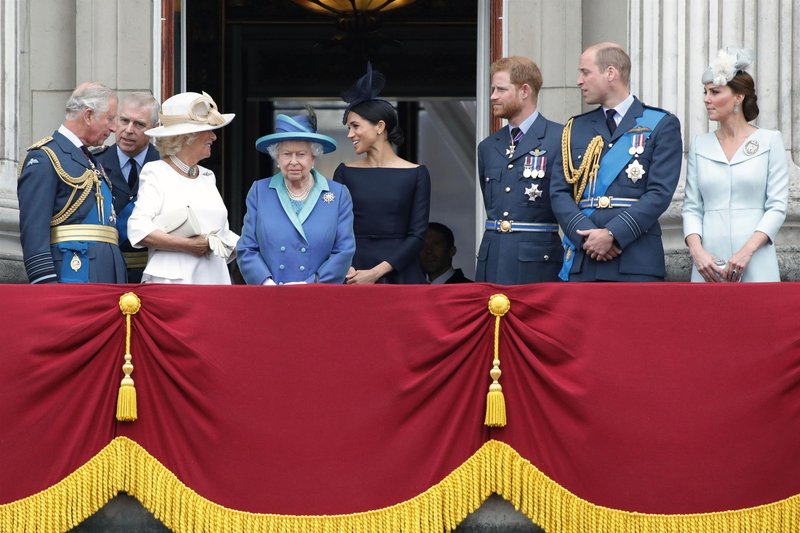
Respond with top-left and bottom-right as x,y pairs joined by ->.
333,65 -> 431,284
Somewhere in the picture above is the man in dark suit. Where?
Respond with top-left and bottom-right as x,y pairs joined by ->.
96,92 -> 160,282
419,222 -> 472,284
476,56 -> 564,284
17,82 -> 126,284
550,42 -> 682,281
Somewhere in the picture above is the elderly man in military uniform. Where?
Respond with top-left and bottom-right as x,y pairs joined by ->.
17,82 -> 126,284
96,92 -> 160,283
476,56 -> 564,284
550,43 -> 682,281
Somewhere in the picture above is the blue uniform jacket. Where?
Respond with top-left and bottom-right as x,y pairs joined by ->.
17,130 -> 126,284
236,171 -> 355,284
550,98 -> 682,281
477,114 -> 564,284
96,143 -> 160,282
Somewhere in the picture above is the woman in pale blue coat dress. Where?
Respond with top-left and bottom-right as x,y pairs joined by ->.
236,110 -> 355,285
682,48 -> 788,282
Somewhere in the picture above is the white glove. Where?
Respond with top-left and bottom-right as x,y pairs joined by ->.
207,230 -> 238,260
262,278 -> 276,286
283,281 -> 307,285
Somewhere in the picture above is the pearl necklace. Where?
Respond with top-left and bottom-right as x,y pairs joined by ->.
286,178 -> 312,201
169,155 -> 198,178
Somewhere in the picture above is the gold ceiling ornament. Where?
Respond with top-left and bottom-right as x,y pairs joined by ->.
291,0 -> 417,16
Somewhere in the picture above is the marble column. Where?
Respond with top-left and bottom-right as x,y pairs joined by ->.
631,0 -> 800,280
0,0 -> 25,281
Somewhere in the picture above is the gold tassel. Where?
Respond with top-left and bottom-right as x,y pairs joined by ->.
485,294 -> 510,427
117,292 -> 141,422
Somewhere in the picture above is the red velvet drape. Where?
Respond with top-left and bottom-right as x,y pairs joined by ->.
1,283 -> 799,515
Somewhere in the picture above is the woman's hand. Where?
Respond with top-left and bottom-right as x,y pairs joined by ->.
686,234 -> 724,282
345,262 -> 393,285
184,234 -> 210,257
724,249 -> 754,283
345,268 -> 381,284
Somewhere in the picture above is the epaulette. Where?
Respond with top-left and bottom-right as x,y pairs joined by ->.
642,103 -> 672,115
91,145 -> 111,156
570,108 -> 598,120
27,136 -> 53,151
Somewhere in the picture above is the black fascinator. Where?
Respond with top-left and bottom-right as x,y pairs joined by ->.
341,63 -> 386,124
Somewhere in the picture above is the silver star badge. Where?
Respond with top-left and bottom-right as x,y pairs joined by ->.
625,160 -> 646,183
524,183 -> 542,201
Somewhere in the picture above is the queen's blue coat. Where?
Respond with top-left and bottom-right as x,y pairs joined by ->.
236,171 -> 355,284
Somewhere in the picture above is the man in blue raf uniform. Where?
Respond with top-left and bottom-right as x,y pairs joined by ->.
550,43 -> 682,281
96,92 -> 160,282
476,56 -> 564,284
17,82 -> 126,284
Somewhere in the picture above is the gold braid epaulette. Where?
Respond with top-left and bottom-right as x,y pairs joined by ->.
561,118 -> 604,203
37,146 -> 99,227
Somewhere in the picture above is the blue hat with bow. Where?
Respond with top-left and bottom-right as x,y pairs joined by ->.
255,109 -> 337,154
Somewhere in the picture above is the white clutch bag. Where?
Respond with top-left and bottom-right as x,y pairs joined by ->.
153,206 -> 201,238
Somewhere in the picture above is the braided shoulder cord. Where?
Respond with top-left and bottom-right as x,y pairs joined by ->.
39,146 -> 100,226
561,118 -> 604,203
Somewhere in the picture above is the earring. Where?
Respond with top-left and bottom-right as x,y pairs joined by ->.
733,103 -> 740,114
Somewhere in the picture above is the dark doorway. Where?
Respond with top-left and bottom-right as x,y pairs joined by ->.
186,0 -> 477,230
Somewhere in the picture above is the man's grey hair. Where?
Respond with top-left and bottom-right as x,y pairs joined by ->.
65,82 -> 117,120
266,141 -> 323,160
121,92 -> 161,127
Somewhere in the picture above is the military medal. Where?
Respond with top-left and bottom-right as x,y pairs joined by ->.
628,133 -> 645,155
70,252 -> 82,272
507,127 -> 524,158
743,139 -> 759,156
533,152 -> 546,178
322,191 -> 335,203
523,155 -> 533,178
625,160 -> 646,183
524,183 -> 542,201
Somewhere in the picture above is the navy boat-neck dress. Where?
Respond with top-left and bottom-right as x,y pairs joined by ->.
333,163 -> 431,284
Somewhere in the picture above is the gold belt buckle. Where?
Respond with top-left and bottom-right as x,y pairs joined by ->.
597,196 -> 612,208
499,220 -> 512,233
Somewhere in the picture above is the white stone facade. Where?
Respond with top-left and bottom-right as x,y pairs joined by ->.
2,0 -> 799,281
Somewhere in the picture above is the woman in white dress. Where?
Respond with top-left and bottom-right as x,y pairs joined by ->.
682,48 -> 789,282
128,91 -> 239,284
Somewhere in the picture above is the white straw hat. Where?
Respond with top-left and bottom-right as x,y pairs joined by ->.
145,91 -> 234,138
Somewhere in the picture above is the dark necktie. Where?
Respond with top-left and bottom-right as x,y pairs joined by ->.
127,158 -> 139,190
605,109 -> 617,135
510,126 -> 522,146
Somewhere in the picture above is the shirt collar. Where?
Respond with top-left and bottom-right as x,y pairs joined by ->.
511,110 -> 539,135
58,124 -> 84,149
117,145 -> 150,171
428,267 -> 455,285
603,94 -> 634,123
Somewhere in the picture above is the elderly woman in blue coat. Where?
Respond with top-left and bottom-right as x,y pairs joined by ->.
237,109 -> 355,284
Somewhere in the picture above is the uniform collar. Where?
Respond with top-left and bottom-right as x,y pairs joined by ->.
58,124 -> 84,149
510,110 -> 539,135
603,94 -> 634,123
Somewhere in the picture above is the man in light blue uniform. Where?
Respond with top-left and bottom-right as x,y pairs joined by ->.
96,92 -> 161,282
17,82 -> 126,284
550,43 -> 683,281
476,56 -> 564,284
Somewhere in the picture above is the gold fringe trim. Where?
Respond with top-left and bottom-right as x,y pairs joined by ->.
2,438 -> 800,533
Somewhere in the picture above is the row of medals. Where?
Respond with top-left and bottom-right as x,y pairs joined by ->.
508,141 -> 545,202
